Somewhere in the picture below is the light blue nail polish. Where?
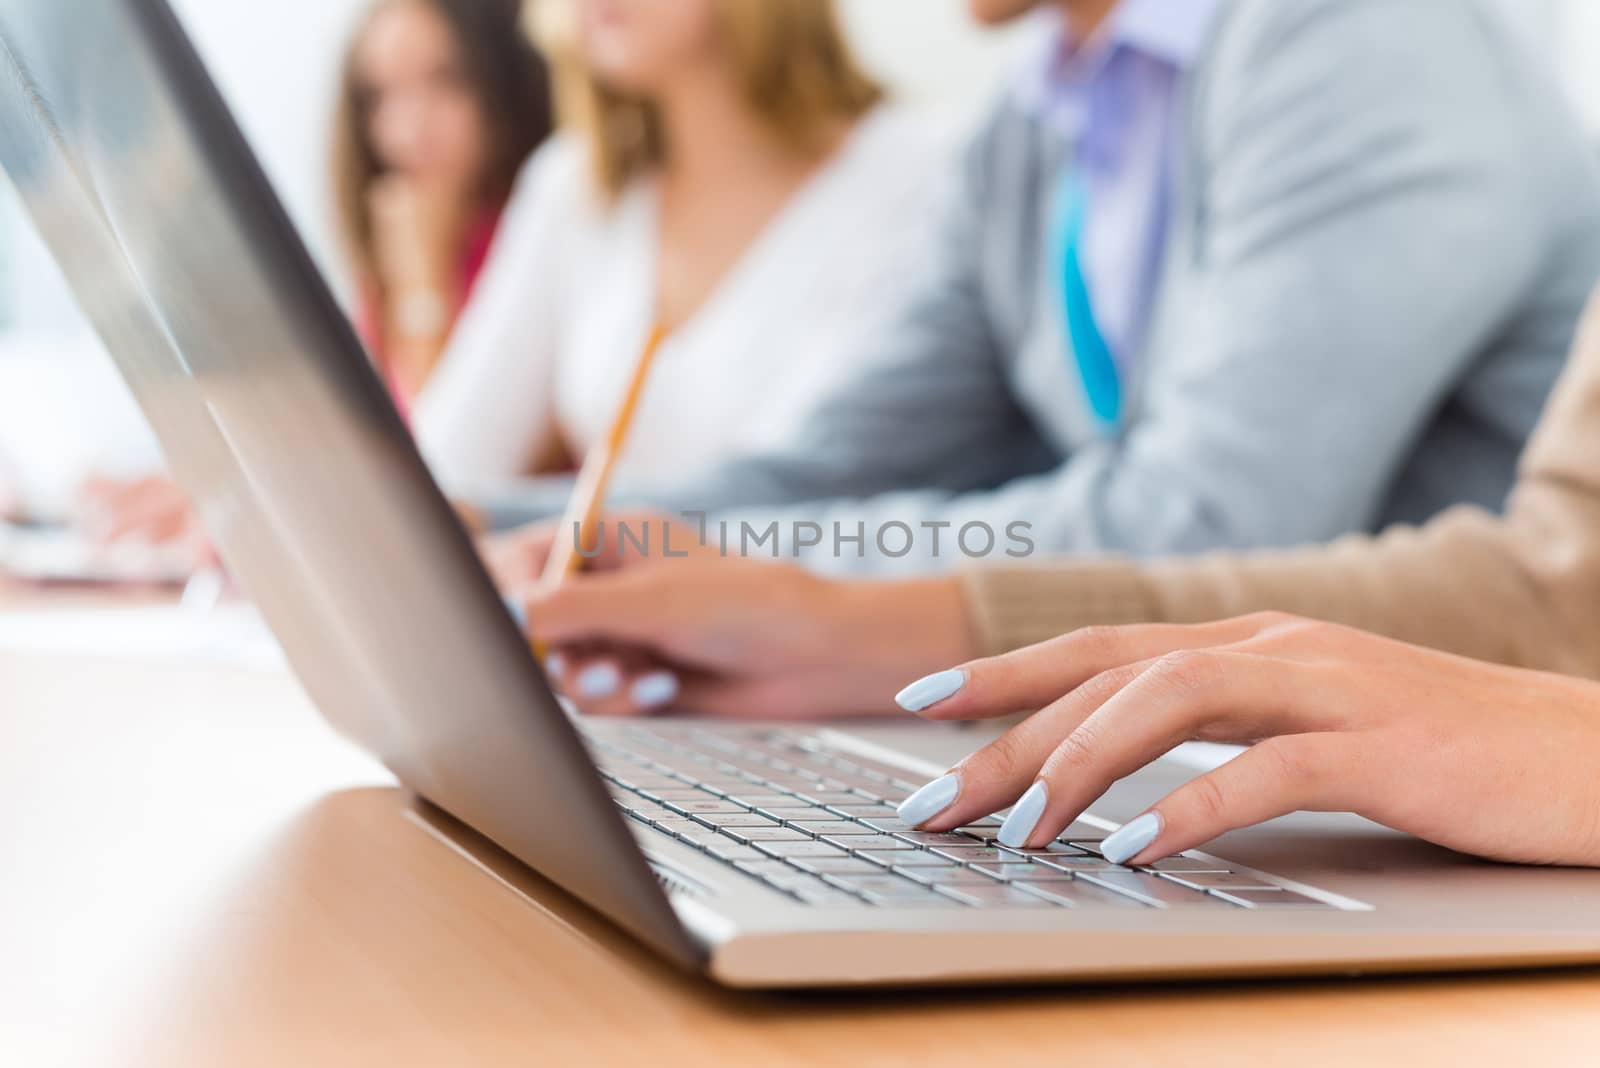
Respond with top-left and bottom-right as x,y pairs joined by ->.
897,773 -> 960,826
574,663 -> 621,699
503,595 -> 527,630
894,668 -> 967,712
544,653 -> 567,678
1102,812 -> 1164,865
997,781 -> 1049,848
630,671 -> 680,709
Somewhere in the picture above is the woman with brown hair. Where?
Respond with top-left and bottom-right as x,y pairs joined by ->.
334,0 -> 554,413
73,0 -> 554,546
413,0 -> 950,487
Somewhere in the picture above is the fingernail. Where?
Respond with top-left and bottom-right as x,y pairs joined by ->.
574,663 -> 621,699
630,671 -> 680,709
1102,812 -> 1163,865
503,595 -> 527,630
894,668 -> 967,712
544,653 -> 567,678
896,773 -> 961,826
997,780 -> 1049,848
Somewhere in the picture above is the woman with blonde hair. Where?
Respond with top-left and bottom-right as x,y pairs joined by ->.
413,0 -> 950,486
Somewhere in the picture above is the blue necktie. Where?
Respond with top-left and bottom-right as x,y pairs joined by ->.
1055,169 -> 1121,432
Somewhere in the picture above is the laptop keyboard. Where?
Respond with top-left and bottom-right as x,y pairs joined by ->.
586,725 -> 1337,911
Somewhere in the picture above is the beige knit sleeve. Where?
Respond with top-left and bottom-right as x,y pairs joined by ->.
963,298 -> 1600,682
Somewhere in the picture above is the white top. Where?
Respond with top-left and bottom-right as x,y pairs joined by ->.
413,106 -> 952,490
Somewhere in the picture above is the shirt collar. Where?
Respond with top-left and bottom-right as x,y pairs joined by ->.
1014,0 -> 1223,114
1111,0 -> 1223,68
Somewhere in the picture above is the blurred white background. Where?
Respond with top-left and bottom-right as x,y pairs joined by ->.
0,0 -> 1588,511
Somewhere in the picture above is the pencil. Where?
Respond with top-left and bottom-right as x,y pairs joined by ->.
537,322 -> 668,597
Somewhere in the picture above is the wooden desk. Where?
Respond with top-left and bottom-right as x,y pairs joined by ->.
4,593 -> 1600,1067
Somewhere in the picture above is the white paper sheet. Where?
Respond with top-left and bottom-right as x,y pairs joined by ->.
0,602 -> 287,672
0,524 -> 193,586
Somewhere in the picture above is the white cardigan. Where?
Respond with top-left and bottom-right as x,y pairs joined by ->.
413,106 -> 951,490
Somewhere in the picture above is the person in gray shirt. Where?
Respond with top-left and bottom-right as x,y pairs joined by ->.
496,0 -> 1600,576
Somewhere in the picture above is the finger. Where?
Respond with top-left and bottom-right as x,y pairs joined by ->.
901,613 -> 1297,722
902,658 -> 1161,832
521,568 -> 689,651
1101,733 -> 1367,866
546,642 -> 683,718
1002,650 -> 1350,848
908,647 -> 1347,841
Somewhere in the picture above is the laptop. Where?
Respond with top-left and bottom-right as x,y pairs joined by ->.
3,0 -> 1597,988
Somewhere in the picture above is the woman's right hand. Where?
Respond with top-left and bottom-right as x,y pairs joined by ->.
483,513 -> 977,719
893,613 -> 1600,869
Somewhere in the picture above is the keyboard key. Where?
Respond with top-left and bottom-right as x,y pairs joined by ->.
1139,856 -> 1234,873
832,755 -> 924,788
754,808 -> 828,823
638,788 -> 705,800
829,778 -> 892,799
969,862 -> 1075,882
953,824 -> 1004,840
894,831 -> 983,848
664,824 -> 722,848
1056,822 -> 1110,841
826,805 -> 902,819
617,801 -> 666,820
1014,881 -> 1146,909
1076,871 -> 1237,909
927,846 -> 1013,864
1025,853 -> 1126,872
722,793 -> 793,808
789,821 -> 858,837
792,791 -> 865,806
753,840 -> 850,859
1158,871 -> 1281,891
727,826 -> 807,842
691,813 -> 778,828
822,874 -> 935,897
868,850 -> 956,867
994,842 -> 1085,859
855,850 -> 952,869
770,775 -> 849,792
853,816 -> 916,834
893,866 -> 1002,886
821,834 -> 913,852
671,800 -> 749,815
933,883 -> 1056,908
789,856 -> 884,876
1208,888 -> 1330,909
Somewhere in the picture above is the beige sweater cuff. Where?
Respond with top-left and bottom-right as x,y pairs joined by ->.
961,560 -> 1162,657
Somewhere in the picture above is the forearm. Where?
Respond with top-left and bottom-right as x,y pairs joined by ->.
961,503 -> 1600,682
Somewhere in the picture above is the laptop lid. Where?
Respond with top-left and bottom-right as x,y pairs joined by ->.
0,0 -> 701,969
